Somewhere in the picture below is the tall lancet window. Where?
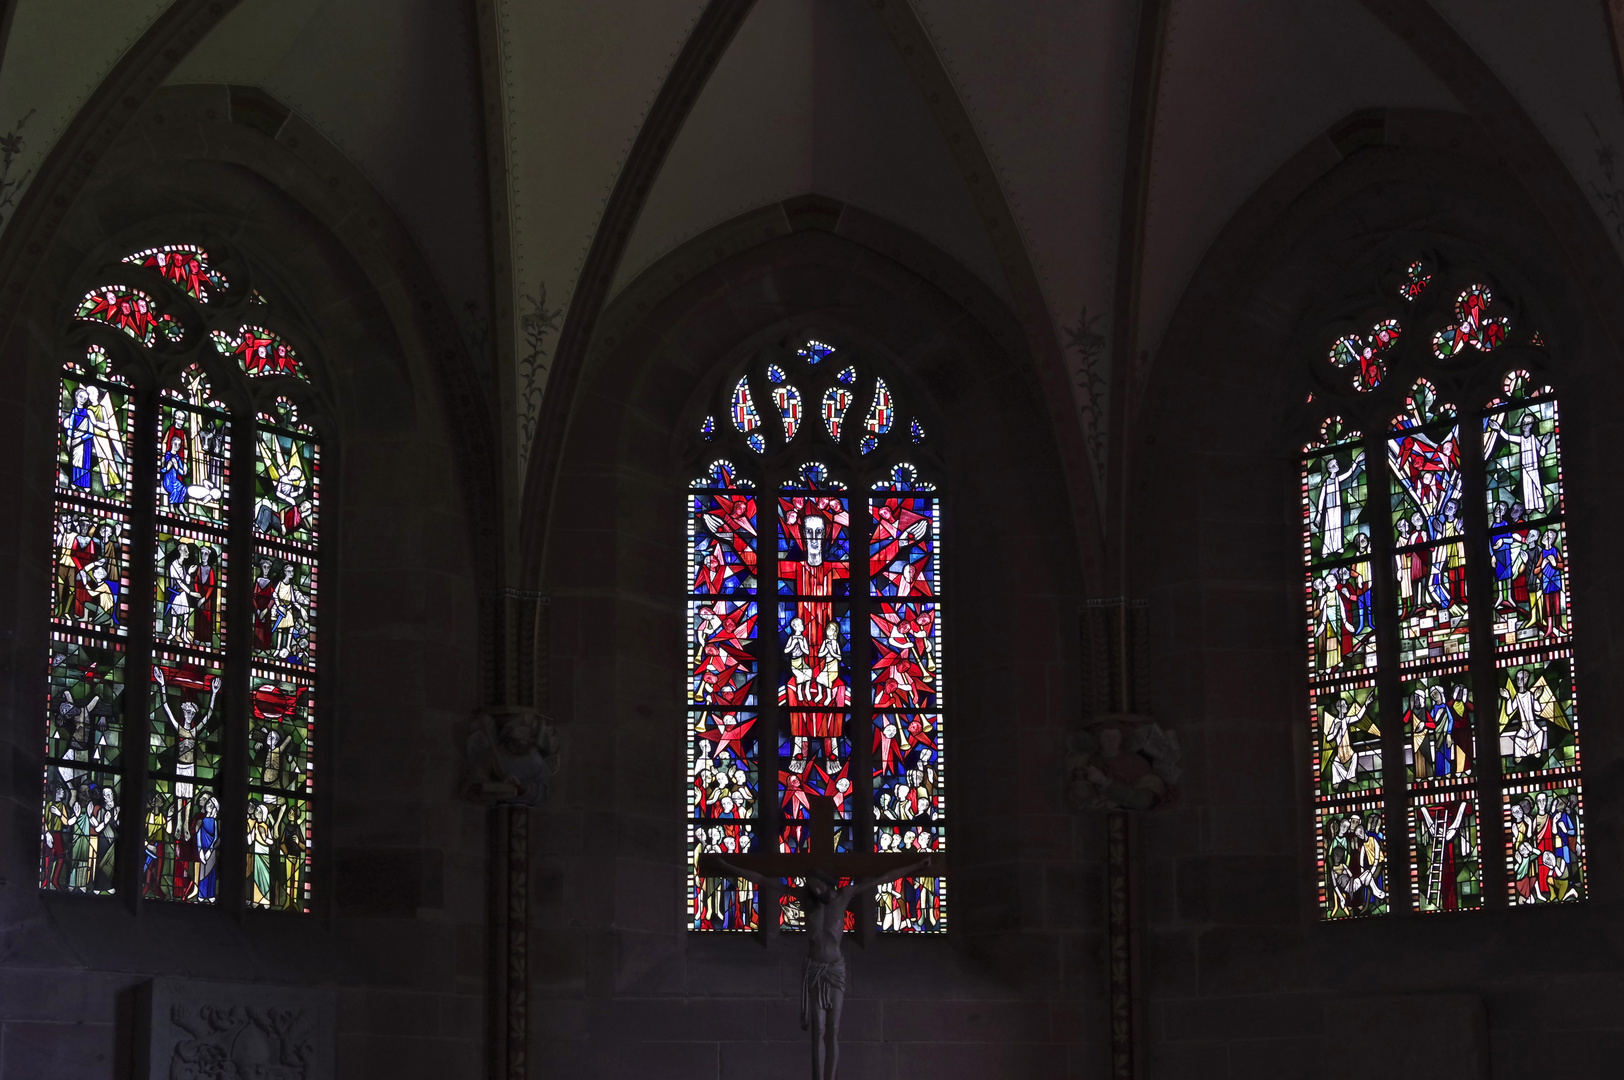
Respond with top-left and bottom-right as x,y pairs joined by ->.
43,244 -> 321,911
1304,259 -> 1583,919
686,339 -> 946,933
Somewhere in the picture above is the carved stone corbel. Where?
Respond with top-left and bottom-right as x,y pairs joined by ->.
1065,713 -> 1182,813
464,705 -> 561,807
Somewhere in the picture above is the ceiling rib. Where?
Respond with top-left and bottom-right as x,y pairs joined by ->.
519,0 -> 759,582
866,0 -> 1106,588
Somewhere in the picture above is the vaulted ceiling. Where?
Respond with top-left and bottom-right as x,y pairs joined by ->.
3,0 -> 1623,536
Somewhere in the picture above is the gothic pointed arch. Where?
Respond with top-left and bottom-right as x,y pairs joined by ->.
45,238 -> 324,908
536,203 -> 1090,1022
4,86 -> 490,1050
1134,108 -> 1624,991
686,333 -> 947,932
1301,255 -> 1584,916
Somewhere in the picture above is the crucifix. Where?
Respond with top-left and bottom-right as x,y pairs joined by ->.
698,794 -> 937,1080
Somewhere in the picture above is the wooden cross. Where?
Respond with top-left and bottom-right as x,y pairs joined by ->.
696,794 -> 941,884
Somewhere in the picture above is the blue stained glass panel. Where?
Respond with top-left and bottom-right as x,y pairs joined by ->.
871,602 -> 940,709
688,600 -> 758,708
689,489 -> 758,596
690,711 -> 757,819
871,495 -> 936,597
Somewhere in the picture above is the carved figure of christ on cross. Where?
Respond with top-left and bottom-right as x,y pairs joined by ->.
698,794 -> 936,1080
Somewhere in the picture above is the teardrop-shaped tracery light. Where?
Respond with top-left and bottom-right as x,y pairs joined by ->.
731,377 -> 763,451
822,386 -> 853,441
767,364 -> 788,384
836,365 -> 856,385
772,383 -> 803,441
701,415 -> 717,440
909,419 -> 925,444
864,378 -> 895,435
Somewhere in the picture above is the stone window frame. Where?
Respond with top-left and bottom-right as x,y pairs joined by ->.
684,331 -> 950,935
41,235 -> 330,913
1300,254 -> 1585,917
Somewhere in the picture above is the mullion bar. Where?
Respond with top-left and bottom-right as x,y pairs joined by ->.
118,381 -> 158,912
1366,427 -> 1410,915
1461,404 -> 1508,906
853,493 -> 875,938
686,477 -> 764,931
758,483 -> 782,934
220,411 -> 257,911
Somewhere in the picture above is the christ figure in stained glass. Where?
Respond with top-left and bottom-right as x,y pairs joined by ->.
779,502 -> 851,761
63,384 -> 126,494
163,544 -> 199,643
1313,455 -> 1362,559
154,666 -> 219,809
1484,412 -> 1555,516
1323,694 -> 1375,789
1502,669 -> 1553,766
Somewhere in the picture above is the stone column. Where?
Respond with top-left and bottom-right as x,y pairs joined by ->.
476,588 -> 551,1080
1070,598 -> 1174,1080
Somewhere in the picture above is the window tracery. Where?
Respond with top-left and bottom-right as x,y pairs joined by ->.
687,338 -> 945,933
43,241 -> 320,911
1303,259 -> 1583,917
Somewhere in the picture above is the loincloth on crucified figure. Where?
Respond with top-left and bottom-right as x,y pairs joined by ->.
800,958 -> 847,1029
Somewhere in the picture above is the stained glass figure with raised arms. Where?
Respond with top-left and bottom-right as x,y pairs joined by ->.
1300,262 -> 1585,919
40,242 -> 323,913
686,337 -> 946,937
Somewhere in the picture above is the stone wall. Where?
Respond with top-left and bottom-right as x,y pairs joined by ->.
1132,112 -> 1624,1079
0,88 -> 491,1078
536,208 -> 1105,1079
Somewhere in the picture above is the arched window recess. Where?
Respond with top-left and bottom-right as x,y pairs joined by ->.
1300,255 -> 1583,919
684,333 -> 947,934
44,240 -> 325,911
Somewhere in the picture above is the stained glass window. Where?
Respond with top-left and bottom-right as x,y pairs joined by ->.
41,242 -> 321,912
1304,261 -> 1584,919
123,244 -> 228,302
210,325 -> 305,380
76,285 -> 182,347
687,338 -> 944,933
